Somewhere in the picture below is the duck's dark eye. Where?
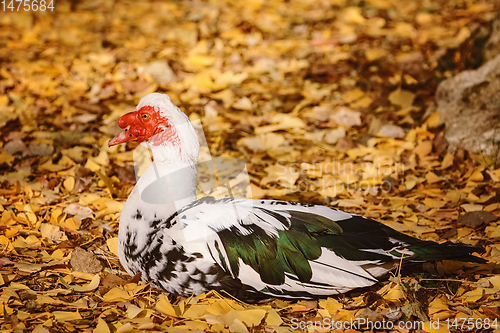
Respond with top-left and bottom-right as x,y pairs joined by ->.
142,114 -> 150,120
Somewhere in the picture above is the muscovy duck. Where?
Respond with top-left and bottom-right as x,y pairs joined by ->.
109,93 -> 485,299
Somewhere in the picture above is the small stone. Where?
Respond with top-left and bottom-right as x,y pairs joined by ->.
4,139 -> 27,155
70,247 -> 102,274
378,124 -> 405,139
458,211 -> 499,229
27,142 -> 54,157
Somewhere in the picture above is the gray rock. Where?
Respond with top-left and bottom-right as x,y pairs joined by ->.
433,54 -> 500,160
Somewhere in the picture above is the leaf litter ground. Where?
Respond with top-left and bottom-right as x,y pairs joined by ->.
1,0 -> 500,332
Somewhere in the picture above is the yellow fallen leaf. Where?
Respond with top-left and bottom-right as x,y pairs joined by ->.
53,311 -> 82,322
232,97 -> 252,111
4,225 -> 22,238
185,54 -> 217,69
384,288 -> 405,301
65,274 -> 100,292
59,218 -> 81,232
15,262 -> 44,273
32,325 -> 50,333
0,153 -> 15,164
51,249 -> 65,260
228,318 -> 249,333
93,150 -> 109,166
79,193 -> 102,206
461,204 -> 483,212
63,176 -> 75,192
462,287 -> 484,303
388,88 -> 415,108
238,309 -> 266,326
94,317 -> 111,333
256,114 -> 306,134
214,71 -> 248,87
116,323 -> 134,333
469,169 -> 484,182
405,178 -> 417,190
39,160 -> 68,172
365,48 -> 387,62
238,133 -> 285,152
186,72 -> 215,91
404,74 -> 418,85
319,298 -> 343,314
485,203 -> 500,212
344,88 -> 365,103
487,169 -> 500,182
40,223 -> 67,242
0,94 -> 8,106
489,226 -> 500,238
107,237 -> 119,256
103,287 -> 131,302
333,199 -> 363,208
156,296 -> 177,317
426,172 -> 441,184
125,305 -> 144,319
425,111 -> 441,127
441,153 -> 454,169
350,95 -> 372,108
205,299 -> 242,315
266,309 -> 283,326
185,321 -> 210,330
343,7 -> 366,24
414,141 -> 433,158
211,89 -> 236,108
291,305 -> 309,312
486,275 -> 500,292
183,304 -> 209,319
428,295 -> 449,316
94,200 -> 124,218
85,158 -> 101,172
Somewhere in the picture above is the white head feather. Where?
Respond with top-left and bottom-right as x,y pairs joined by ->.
137,93 -> 200,165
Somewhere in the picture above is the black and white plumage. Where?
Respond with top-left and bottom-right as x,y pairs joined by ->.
109,93 -> 485,300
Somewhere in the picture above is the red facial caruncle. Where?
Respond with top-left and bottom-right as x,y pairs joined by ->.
108,106 -> 180,147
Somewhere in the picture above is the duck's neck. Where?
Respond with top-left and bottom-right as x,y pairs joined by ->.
136,143 -> 199,209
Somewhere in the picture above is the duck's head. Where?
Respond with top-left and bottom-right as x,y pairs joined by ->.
109,93 -> 199,164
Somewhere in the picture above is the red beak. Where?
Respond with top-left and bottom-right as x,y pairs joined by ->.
108,112 -> 139,146
108,130 -> 138,146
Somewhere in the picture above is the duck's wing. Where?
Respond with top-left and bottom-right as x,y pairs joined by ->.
173,197 -> 405,297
